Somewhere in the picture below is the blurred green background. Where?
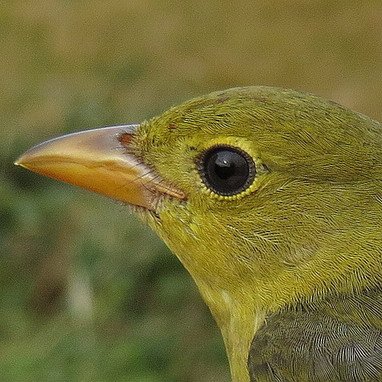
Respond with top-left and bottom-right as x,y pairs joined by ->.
2,1 -> 382,381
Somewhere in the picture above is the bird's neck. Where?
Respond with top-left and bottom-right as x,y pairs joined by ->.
195,279 -> 265,382
192,262 -> 382,382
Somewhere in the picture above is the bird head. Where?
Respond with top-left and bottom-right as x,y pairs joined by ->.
16,87 -> 382,380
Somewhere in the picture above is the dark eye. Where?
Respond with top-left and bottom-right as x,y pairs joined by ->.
198,145 -> 256,196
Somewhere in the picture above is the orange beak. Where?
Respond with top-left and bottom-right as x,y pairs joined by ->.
15,125 -> 185,210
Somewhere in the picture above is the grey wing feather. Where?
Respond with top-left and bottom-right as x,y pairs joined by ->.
248,287 -> 382,382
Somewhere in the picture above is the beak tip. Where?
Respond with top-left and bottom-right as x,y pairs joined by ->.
14,153 -> 29,168
14,151 -> 36,170
14,157 -> 23,167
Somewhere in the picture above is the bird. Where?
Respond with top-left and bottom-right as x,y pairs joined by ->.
16,86 -> 382,382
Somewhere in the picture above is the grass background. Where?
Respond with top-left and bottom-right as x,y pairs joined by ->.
2,1 -> 382,381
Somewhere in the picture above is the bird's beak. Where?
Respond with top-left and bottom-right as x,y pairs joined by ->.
15,125 -> 185,210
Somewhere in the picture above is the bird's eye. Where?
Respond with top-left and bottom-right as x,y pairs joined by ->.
198,145 -> 256,196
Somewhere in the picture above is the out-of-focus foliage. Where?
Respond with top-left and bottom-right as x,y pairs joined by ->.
1,1 -> 382,381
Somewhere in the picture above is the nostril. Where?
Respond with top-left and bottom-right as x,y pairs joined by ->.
118,132 -> 134,147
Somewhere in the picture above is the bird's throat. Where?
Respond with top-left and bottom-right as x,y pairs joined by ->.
195,281 -> 266,382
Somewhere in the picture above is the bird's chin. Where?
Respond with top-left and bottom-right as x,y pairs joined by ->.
128,202 -> 161,222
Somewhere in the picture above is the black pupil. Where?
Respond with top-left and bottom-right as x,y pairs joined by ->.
202,147 -> 252,196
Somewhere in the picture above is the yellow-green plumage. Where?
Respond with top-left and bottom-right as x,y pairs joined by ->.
16,87 -> 382,381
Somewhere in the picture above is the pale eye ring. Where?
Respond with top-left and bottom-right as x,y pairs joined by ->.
197,145 -> 256,196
